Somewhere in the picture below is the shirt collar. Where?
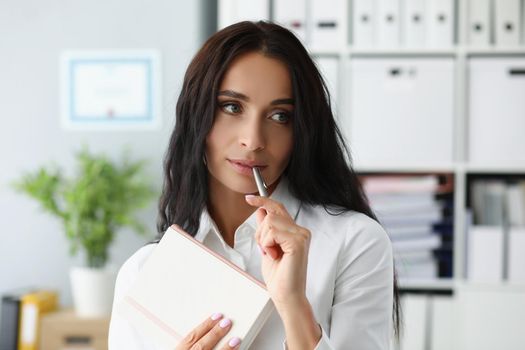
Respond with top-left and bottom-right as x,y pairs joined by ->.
194,176 -> 301,244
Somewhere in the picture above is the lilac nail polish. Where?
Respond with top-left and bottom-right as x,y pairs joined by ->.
229,337 -> 241,347
219,318 -> 231,328
211,312 -> 223,320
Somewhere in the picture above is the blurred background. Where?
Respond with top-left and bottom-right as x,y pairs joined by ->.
1,0 -> 525,349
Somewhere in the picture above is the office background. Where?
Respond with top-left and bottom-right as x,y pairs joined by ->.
1,0 -> 525,349
0,0 -> 216,313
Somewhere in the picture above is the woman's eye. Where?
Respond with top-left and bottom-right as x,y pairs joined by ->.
221,102 -> 241,114
270,112 -> 290,124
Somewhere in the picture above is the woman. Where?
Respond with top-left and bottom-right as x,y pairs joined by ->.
109,21 -> 400,350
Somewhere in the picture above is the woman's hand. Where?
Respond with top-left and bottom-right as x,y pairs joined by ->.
175,313 -> 241,350
245,195 -> 311,309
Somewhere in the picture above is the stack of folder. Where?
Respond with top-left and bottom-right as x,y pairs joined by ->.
361,174 -> 454,280
467,0 -> 524,47
218,0 -> 525,50
353,0 -> 455,48
467,178 -> 525,284
0,288 -> 58,350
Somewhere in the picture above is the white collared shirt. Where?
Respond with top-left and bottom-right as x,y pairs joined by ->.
108,177 -> 394,349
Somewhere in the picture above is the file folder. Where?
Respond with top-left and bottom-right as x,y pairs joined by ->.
116,225 -> 275,350
0,287 -> 36,350
218,0 -> 270,30
400,294 -> 428,350
352,0 -> 377,47
467,225 -> 504,283
494,0 -> 521,46
457,286 -> 525,350
508,227 -> 525,284
396,254 -> 438,279
506,182 -> 525,226
274,0 -> 307,43
467,0 -> 491,45
402,0 -> 426,47
468,57 -> 525,164
310,0 -> 347,50
18,290 -> 59,350
430,296 -> 455,350
426,0 -> 454,47
349,58 -> 454,167
377,0 -> 401,47
471,180 -> 506,226
218,0 -> 235,29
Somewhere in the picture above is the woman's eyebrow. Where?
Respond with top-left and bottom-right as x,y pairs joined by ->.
218,90 -> 294,106
218,90 -> 249,101
270,98 -> 294,106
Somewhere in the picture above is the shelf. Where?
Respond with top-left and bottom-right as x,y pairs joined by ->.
309,46 -> 525,58
463,47 -> 525,56
308,48 -> 343,56
310,48 -> 457,57
349,48 -> 456,57
456,281 -> 525,293
353,163 -> 525,174
399,278 -> 455,292
461,164 -> 525,174
298,5 -> 525,299
354,164 -> 456,173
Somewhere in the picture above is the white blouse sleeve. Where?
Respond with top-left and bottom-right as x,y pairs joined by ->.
314,215 -> 394,350
108,245 -> 158,350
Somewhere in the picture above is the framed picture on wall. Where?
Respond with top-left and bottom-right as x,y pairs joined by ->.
60,50 -> 161,130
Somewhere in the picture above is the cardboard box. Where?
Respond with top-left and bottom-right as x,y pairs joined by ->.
39,309 -> 110,350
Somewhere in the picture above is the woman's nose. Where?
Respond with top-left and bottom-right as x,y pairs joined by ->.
239,117 -> 266,151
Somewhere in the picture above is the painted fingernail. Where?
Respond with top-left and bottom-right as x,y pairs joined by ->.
219,318 -> 232,328
229,337 -> 241,347
211,312 -> 223,320
245,194 -> 256,200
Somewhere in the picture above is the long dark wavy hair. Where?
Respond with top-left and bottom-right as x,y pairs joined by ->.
154,21 -> 400,337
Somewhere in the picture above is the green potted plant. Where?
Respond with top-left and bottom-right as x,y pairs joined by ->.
12,146 -> 156,317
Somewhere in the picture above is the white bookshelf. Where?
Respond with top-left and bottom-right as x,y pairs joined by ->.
217,0 -> 525,348
306,4 -> 525,293
216,1 -> 525,294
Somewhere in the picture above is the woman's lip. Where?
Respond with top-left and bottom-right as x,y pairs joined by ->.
228,160 -> 267,176
228,159 -> 267,168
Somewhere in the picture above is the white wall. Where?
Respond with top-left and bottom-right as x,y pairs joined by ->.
0,0 -> 215,309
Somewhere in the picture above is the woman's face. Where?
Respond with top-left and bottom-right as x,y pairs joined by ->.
205,51 -> 294,195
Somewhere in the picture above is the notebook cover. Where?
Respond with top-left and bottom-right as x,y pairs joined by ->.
116,225 -> 274,349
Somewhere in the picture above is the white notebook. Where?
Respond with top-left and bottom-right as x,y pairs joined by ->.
116,225 -> 275,350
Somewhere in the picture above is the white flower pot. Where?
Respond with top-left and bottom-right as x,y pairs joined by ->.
70,265 -> 117,317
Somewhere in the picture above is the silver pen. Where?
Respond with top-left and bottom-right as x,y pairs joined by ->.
252,167 -> 268,197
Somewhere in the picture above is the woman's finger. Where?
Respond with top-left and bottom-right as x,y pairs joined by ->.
176,313 -> 223,349
195,317 -> 235,350
256,213 -> 303,256
245,195 -> 292,219
260,223 -> 310,257
263,213 -> 300,233
221,337 -> 242,349
260,231 -> 284,260
257,214 -> 299,244
255,207 -> 266,227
